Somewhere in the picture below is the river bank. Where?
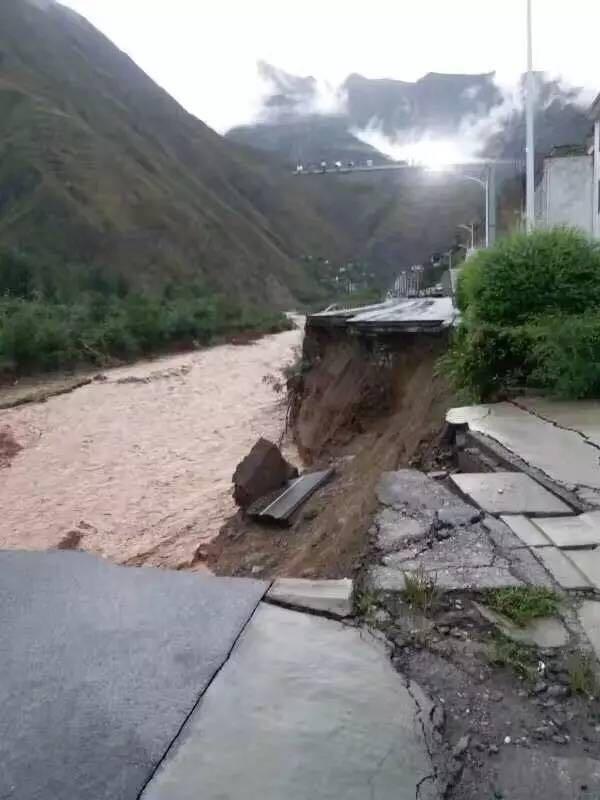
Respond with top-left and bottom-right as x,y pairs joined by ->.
0,326 -> 302,569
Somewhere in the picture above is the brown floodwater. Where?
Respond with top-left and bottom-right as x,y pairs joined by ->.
0,326 -> 302,569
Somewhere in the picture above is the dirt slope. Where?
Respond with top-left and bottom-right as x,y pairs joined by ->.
208,330 -> 454,578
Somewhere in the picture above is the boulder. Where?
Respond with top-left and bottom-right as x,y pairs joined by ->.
232,438 -> 298,509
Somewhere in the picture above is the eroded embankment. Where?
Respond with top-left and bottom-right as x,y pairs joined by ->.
207,325 -> 454,579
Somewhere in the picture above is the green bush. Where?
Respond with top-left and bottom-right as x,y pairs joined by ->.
527,312 -> 600,398
445,228 -> 600,400
0,259 -> 292,374
458,228 -> 600,324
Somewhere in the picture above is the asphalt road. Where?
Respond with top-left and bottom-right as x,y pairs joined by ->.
0,550 -> 266,800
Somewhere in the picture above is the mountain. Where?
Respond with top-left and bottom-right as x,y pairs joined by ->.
227,66 -> 503,166
0,0 -> 348,307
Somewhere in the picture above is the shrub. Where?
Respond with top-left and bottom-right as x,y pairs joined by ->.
444,228 -> 600,400
458,228 -> 600,324
527,311 -> 600,398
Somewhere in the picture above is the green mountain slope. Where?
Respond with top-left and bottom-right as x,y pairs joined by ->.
0,0 -> 347,307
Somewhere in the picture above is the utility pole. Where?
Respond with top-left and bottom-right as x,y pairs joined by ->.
525,0 -> 536,232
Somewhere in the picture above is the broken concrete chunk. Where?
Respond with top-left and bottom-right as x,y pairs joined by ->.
266,578 -> 353,618
232,438 -> 298,509
374,507 -> 433,553
449,472 -> 573,517
376,469 -> 476,518
474,603 -> 569,648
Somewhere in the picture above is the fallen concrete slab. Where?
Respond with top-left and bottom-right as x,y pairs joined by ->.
266,578 -> 353,618
250,468 -> 334,524
142,603 -> 436,800
450,472 -> 572,517
0,550 -> 266,800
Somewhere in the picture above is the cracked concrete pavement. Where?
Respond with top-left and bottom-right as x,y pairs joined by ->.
0,550 -> 437,800
142,603 -> 437,800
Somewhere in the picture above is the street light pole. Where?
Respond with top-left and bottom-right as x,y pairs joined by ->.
525,0 -> 536,232
463,174 -> 489,248
458,224 -> 475,249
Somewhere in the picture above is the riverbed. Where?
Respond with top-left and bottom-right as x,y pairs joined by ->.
0,327 -> 302,569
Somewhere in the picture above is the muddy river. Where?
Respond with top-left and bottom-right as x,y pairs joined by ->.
0,326 -> 302,569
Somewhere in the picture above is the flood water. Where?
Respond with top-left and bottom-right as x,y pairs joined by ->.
0,326 -> 302,569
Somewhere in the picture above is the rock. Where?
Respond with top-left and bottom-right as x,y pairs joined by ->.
552,734 -> 569,745
428,471 -> 448,481
488,744 -> 499,754
532,681 -> 548,695
533,725 -> 553,740
431,705 -> 445,732
373,609 -> 391,625
232,438 -> 298,509
453,735 -> 470,758
547,684 -> 570,699
437,625 -> 450,635
490,690 -> 504,702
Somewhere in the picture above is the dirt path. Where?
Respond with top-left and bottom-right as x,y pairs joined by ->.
0,328 -> 301,569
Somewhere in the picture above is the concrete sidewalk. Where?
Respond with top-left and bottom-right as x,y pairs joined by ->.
0,550 -> 436,800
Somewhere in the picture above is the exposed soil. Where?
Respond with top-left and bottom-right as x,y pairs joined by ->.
207,328 -> 454,579
368,593 -> 600,799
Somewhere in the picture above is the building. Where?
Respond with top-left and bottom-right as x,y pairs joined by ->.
534,95 -> 600,237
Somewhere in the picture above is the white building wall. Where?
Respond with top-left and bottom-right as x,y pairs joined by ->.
535,155 -> 594,235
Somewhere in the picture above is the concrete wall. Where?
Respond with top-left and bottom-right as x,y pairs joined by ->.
535,155 -> 594,234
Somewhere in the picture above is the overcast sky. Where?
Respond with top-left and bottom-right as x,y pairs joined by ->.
59,0 -> 599,133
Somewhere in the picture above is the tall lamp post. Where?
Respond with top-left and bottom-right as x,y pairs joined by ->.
458,223 -> 475,250
525,0 -> 536,232
462,172 -> 490,248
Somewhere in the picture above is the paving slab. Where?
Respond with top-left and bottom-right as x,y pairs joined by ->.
566,549 -> 600,590
450,471 -> 572,516
447,401 -> 600,491
475,603 -> 569,648
266,578 -> 353,618
534,512 -> 600,549
505,546 -> 556,587
374,507 -> 433,553
482,515 -> 525,550
577,600 -> 600,661
142,603 -> 435,800
500,514 -> 552,547
377,469 -> 479,521
369,564 -> 522,592
482,748 -> 600,800
383,529 -> 494,571
0,550 -> 266,800
535,546 -> 592,591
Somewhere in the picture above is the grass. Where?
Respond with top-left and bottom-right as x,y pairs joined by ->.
487,633 -> 538,681
403,567 -> 441,614
567,651 -> 598,696
483,587 -> 561,627
354,589 -> 382,619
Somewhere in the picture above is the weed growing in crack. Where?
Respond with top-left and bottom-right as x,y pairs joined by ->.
487,633 -> 538,681
567,651 -> 598,696
483,586 -> 561,626
354,588 -> 382,621
403,566 -> 441,614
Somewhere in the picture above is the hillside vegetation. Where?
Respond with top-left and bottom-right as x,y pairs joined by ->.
0,0 -> 347,308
